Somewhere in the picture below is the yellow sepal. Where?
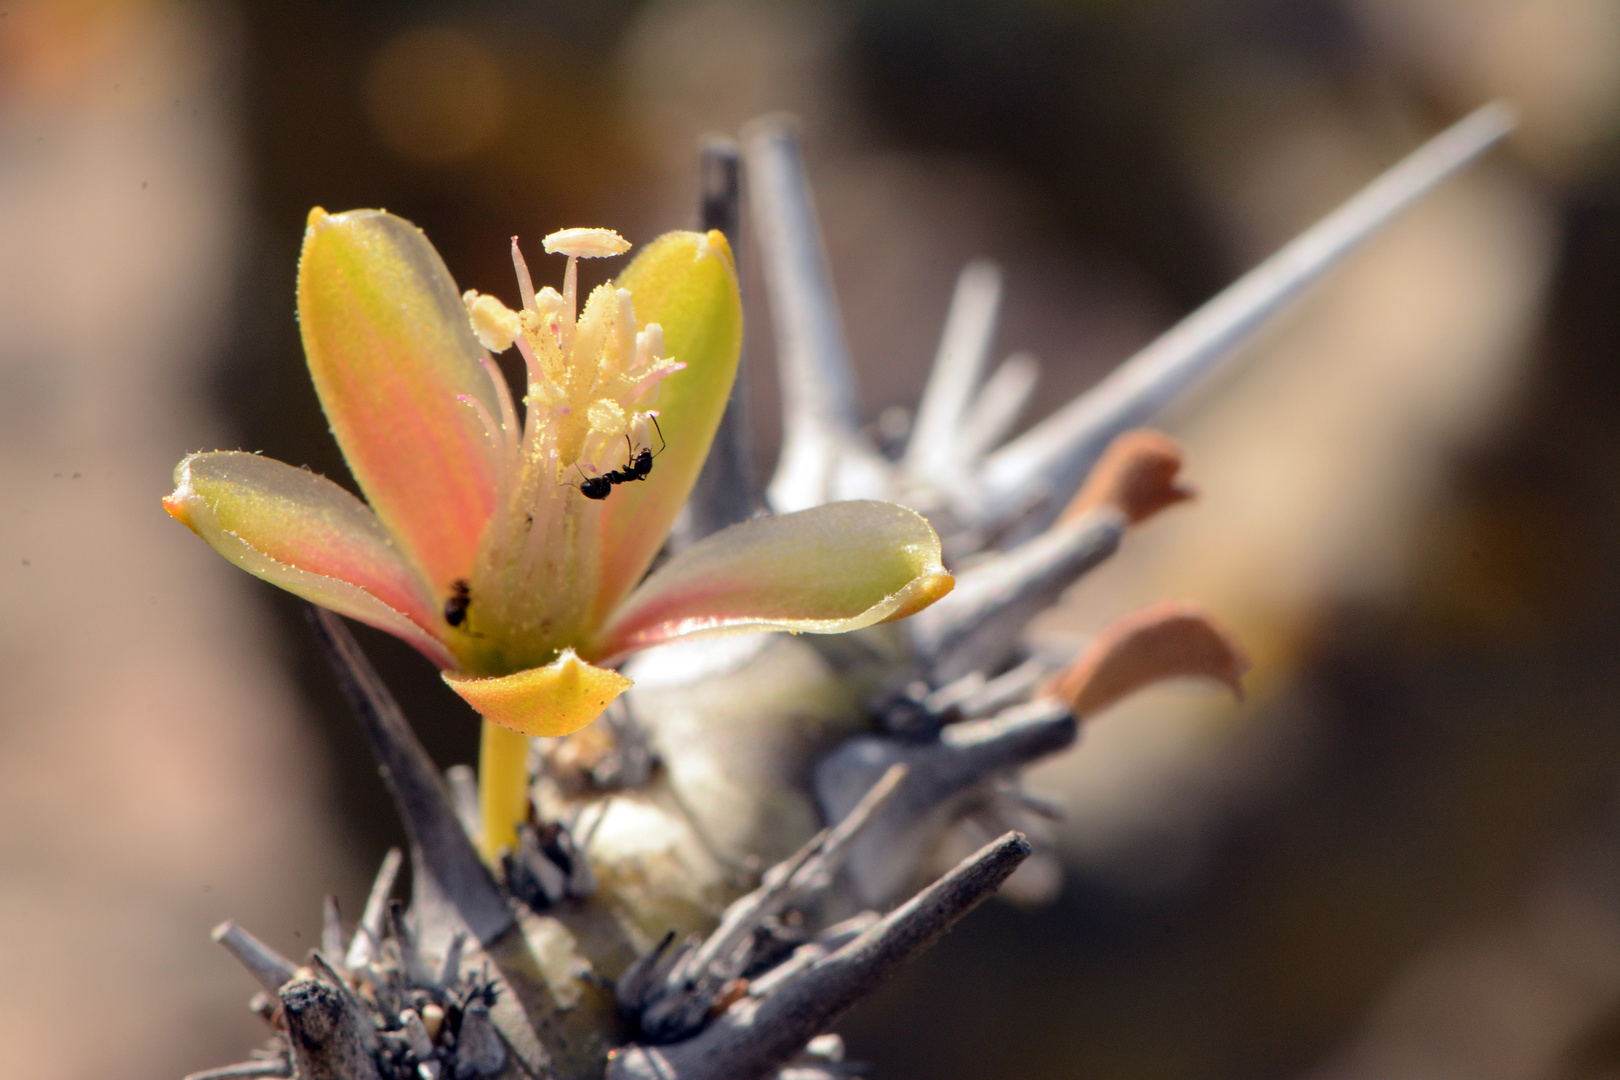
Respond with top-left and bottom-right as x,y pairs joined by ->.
443,648 -> 632,738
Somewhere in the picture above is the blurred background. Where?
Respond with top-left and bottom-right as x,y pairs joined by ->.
3,2 -> 1620,1078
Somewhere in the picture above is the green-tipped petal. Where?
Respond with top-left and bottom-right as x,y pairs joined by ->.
591,229 -> 743,624
299,208 -> 502,594
592,501 -> 955,661
165,451 -> 454,668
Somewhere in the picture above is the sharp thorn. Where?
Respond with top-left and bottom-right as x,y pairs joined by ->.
345,847 -> 403,970
975,103 -> 1516,534
398,1008 -> 436,1060
956,351 -> 1039,466
211,920 -> 297,995
320,895 -> 346,963
680,134 -> 759,543
904,260 -> 1003,476
608,833 -> 1031,1080
182,1062 -> 291,1080
617,929 -> 678,1014
816,699 -> 1074,907
743,115 -> 887,513
438,930 -> 467,989
956,657 -> 1050,719
388,899 -> 438,988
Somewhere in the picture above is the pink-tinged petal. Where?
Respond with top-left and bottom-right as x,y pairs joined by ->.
590,230 -> 743,626
592,501 -> 954,661
299,208 -> 502,593
444,649 -> 632,738
164,452 -> 456,668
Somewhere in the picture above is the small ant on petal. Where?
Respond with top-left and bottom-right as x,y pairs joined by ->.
444,578 -> 472,627
564,416 -> 666,501
618,414 -> 666,483
571,470 -> 615,501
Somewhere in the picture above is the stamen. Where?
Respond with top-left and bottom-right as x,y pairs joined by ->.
578,429 -> 612,474
630,411 -> 653,452
455,393 -> 506,485
607,289 -> 637,380
512,332 -> 548,396
511,236 -> 537,312
540,228 -> 631,356
560,256 -> 578,355
532,288 -> 565,340
635,323 -> 664,370
513,336 -> 556,471
626,360 -> 686,403
475,355 -> 521,478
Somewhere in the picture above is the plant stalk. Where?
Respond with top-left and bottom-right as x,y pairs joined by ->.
479,718 -> 530,861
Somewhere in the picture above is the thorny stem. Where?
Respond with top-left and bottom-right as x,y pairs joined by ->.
304,606 -> 512,948
610,831 -> 1033,1080
479,718 -> 531,861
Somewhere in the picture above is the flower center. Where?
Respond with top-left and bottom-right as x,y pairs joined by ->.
451,228 -> 684,672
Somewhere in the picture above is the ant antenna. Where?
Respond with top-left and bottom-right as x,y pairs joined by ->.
647,414 -> 666,457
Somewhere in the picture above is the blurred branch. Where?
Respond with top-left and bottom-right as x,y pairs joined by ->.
975,102 -> 1518,534
681,134 -> 759,542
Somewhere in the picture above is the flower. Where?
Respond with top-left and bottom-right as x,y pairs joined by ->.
164,209 -> 953,855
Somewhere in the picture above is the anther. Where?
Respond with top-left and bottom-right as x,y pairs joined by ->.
542,228 -> 631,259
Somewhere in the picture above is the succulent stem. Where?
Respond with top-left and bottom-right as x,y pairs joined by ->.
478,718 -> 530,862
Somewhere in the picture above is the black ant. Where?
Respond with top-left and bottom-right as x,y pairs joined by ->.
567,417 -> 665,501
444,578 -> 472,627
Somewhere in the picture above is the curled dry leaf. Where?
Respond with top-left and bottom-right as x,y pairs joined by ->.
1060,428 -> 1194,526
1046,600 -> 1250,717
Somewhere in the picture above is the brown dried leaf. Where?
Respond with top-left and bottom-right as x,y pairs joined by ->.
1061,429 -> 1194,525
1046,600 -> 1249,716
